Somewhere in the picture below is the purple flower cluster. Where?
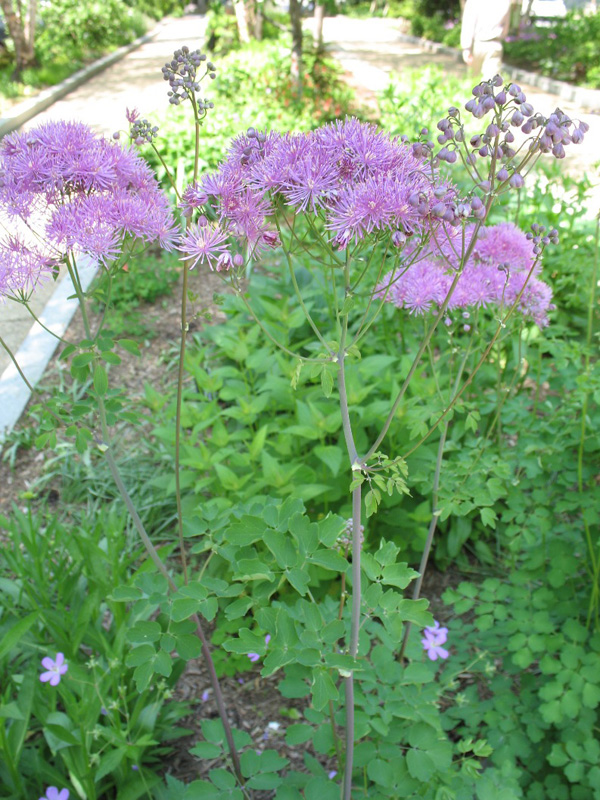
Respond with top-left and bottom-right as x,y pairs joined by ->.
379,222 -> 554,326
178,118 -> 459,268
0,121 -> 178,300
422,620 -> 449,661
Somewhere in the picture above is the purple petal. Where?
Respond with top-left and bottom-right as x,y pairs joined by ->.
265,634 -> 271,646
436,646 -> 449,660
46,789 -> 60,800
58,663 -> 69,675
49,673 -> 61,686
54,653 -> 65,666
39,671 -> 54,683
247,653 -> 259,662
41,657 -> 55,670
58,790 -> 70,800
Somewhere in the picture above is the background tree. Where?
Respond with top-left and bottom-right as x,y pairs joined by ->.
0,0 -> 38,78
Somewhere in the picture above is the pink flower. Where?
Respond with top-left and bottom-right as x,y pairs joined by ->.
40,788 -> 69,800
40,653 -> 68,686
422,621 -> 449,661
247,634 -> 271,663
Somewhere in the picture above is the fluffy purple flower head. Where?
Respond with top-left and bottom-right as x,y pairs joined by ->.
40,652 -> 68,686
422,620 -> 449,661
0,121 -> 178,299
380,222 -> 553,327
195,118 -> 458,263
178,223 -> 229,270
39,788 -> 69,800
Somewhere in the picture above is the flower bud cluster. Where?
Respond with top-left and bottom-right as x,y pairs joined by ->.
526,223 -> 559,255
428,75 -> 586,183
336,518 -> 365,552
129,118 -> 159,146
161,45 -> 216,107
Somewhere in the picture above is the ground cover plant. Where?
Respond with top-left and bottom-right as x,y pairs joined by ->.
0,32 -> 598,800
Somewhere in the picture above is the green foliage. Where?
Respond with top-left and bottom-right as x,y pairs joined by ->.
443,538 -> 600,800
0,508 -> 188,798
379,66 -> 473,139
504,11 -> 600,89
36,0 -> 146,63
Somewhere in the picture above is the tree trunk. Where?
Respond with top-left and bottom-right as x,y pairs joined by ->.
289,0 -> 303,99
233,0 -> 252,44
314,2 -> 325,52
24,0 -> 37,54
253,1 -> 263,41
0,0 -> 37,79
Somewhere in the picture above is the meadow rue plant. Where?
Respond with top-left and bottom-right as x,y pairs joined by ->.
0,55 -> 589,799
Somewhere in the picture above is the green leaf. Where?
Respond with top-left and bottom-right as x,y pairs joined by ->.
311,669 -> 339,711
72,352 -> 94,368
93,363 -> 108,396
314,445 -> 343,477
118,338 -> 141,356
321,368 -> 334,398
309,549 -> 347,572
264,530 -> 298,569
0,702 -> 25,720
176,634 -> 202,661
190,741 -> 222,760
367,758 -> 394,788
125,644 -> 155,667
171,598 -> 201,622
407,749 -> 435,781
126,621 -> 161,644
0,612 -> 38,660
583,682 -> 600,709
381,563 -> 419,589
285,724 -> 313,745
95,747 -> 127,782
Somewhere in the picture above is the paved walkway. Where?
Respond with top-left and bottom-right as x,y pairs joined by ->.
0,14 -> 208,377
1,13 -> 599,405
318,16 -> 600,205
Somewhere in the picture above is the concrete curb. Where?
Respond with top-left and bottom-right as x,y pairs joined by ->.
391,28 -> 600,113
0,259 -> 98,444
0,18 -> 168,138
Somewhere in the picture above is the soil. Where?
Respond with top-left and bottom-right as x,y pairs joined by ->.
0,267 -> 467,791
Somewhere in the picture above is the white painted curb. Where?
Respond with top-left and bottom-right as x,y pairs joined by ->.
0,258 -> 97,444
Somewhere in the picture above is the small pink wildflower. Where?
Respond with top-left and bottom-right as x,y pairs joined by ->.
40,653 -> 68,686
422,621 -> 449,661
39,788 -> 69,800
247,634 -> 271,663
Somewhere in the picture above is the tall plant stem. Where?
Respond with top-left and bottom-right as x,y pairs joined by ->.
174,260 -> 190,585
398,341 -> 470,661
337,276 -> 362,797
65,257 -> 247,793
580,218 -> 600,627
173,104 -> 202,584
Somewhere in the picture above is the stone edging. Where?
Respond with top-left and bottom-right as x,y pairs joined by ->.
0,18 -> 167,138
0,259 -> 98,443
391,27 -> 600,113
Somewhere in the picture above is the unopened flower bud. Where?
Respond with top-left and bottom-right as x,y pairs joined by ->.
233,254 -> 244,267
496,167 -> 509,181
509,173 -> 525,189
